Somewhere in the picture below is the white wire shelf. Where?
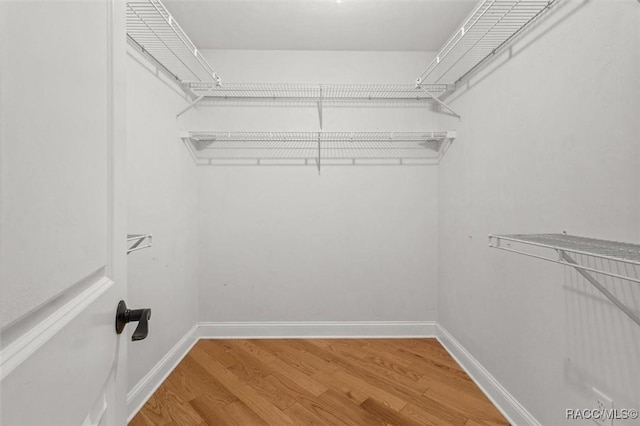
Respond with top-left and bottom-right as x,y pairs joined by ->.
417,0 -> 554,85
126,0 -> 221,84
490,234 -> 640,266
175,82 -> 456,118
181,82 -> 451,101
127,234 -> 152,254
489,233 -> 640,326
181,131 -> 456,168
185,131 -> 453,143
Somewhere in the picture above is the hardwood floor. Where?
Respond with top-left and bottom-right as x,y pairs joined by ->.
130,339 -> 509,426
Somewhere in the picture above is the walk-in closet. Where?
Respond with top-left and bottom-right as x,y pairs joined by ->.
1,0 -> 638,424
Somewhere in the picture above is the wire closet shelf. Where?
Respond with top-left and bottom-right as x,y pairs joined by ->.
489,233 -> 640,326
185,131 -> 453,143
126,0 -> 221,84
181,82 -> 451,101
417,0 -> 555,86
182,131 -> 456,167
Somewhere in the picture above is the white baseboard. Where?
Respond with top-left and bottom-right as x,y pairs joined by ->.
436,324 -> 540,426
126,323 -> 199,422
126,321 -> 536,426
196,321 -> 438,339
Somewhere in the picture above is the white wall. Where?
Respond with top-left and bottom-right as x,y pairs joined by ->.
126,48 -> 199,390
191,50 -> 443,323
198,166 -> 438,322
438,1 -> 640,424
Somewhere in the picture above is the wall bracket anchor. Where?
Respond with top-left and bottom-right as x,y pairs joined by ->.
417,85 -> 461,118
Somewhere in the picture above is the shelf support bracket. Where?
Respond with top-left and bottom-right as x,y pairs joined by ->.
560,251 -> 640,327
317,132 -> 321,175
127,234 -> 152,254
176,95 -> 205,118
318,85 -> 324,130
418,86 -> 461,118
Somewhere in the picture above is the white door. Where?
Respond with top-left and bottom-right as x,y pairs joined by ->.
0,1 -> 129,425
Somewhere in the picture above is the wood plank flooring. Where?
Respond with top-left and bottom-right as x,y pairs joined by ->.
130,339 -> 509,426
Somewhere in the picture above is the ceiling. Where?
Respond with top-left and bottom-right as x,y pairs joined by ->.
162,0 -> 479,52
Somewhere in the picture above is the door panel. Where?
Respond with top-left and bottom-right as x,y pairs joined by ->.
1,280 -> 117,425
0,1 -> 109,330
0,1 -> 128,424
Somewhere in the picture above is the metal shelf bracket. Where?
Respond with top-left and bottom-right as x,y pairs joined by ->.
176,95 -> 205,118
417,85 -> 460,118
317,132 -> 322,175
127,234 -> 152,254
318,85 -> 324,130
560,251 -> 640,327
489,233 -> 640,327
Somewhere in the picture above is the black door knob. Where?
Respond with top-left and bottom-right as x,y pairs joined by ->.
115,300 -> 151,341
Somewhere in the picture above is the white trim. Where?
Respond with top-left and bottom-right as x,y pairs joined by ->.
126,321 -> 537,426
196,321 -> 438,339
125,320 -> 435,420
0,277 -> 114,381
436,324 -> 540,426
126,323 -> 199,422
